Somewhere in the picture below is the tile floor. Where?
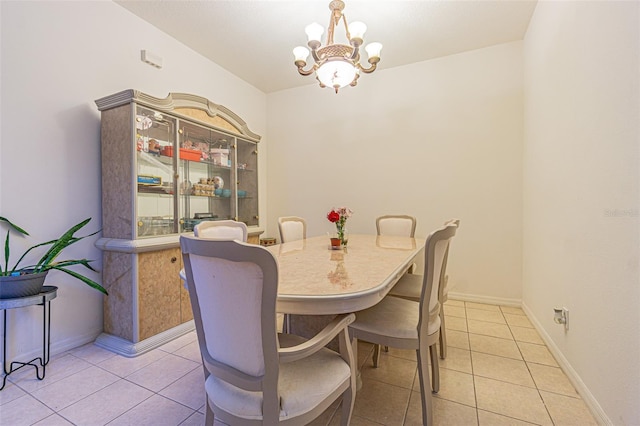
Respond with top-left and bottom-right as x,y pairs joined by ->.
0,301 -> 598,425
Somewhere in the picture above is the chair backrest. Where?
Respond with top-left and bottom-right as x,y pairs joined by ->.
180,236 -> 281,421
194,220 -> 248,241
417,222 -> 458,338
277,216 -> 307,243
439,218 -> 460,298
376,215 -> 417,237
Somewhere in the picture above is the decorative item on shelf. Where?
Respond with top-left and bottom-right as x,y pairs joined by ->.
327,206 -> 352,248
293,0 -> 382,93
0,217 -> 107,298
260,237 -> 277,247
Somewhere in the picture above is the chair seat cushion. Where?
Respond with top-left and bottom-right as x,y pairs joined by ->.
205,333 -> 350,421
349,295 -> 441,349
388,273 -> 422,301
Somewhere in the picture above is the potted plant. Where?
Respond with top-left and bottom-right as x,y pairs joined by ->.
0,216 -> 107,298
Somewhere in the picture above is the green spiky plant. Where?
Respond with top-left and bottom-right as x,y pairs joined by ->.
0,216 -> 107,295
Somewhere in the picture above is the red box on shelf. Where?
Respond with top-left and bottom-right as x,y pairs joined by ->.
161,146 -> 201,162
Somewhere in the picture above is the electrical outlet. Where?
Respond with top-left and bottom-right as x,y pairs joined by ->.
553,307 -> 569,330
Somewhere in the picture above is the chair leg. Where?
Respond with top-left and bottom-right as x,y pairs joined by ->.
204,398 -> 214,426
416,348 -> 434,426
340,385 -> 355,426
373,343 -> 381,367
429,343 -> 440,393
439,309 -> 447,359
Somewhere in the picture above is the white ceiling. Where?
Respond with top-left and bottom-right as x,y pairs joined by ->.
115,0 -> 538,93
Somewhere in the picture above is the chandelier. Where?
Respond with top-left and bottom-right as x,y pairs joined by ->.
293,0 -> 382,93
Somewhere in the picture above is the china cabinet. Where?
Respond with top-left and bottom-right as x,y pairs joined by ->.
93,90 -> 262,356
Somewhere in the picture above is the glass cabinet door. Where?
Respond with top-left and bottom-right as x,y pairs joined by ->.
178,120 -> 234,232
236,138 -> 259,227
135,106 -> 177,238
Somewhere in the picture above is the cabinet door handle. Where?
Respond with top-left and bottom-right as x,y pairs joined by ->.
171,257 -> 177,263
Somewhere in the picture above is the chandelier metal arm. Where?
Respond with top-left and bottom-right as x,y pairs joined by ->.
357,60 -> 379,74
295,62 -> 317,76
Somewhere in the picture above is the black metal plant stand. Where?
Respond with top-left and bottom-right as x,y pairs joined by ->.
1,286 -> 57,391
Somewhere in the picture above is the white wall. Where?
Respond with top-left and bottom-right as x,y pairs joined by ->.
0,1 -> 267,358
267,42 -> 524,303
523,1 -> 639,424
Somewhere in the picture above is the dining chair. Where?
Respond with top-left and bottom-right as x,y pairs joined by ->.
194,219 -> 248,241
348,222 -> 458,426
389,218 -> 459,359
277,216 -> 307,243
181,236 -> 357,425
374,214 -> 417,358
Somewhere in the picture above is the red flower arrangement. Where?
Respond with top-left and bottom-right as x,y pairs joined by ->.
327,207 -> 353,246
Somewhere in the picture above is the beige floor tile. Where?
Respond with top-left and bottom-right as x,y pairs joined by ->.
31,413 -> 75,425
540,391 -> 598,425
466,302 -> 501,312
466,308 -> 506,324
173,340 -> 202,363
510,326 -> 544,345
0,394 -> 54,426
478,409 -> 538,425
445,315 -> 468,332
518,342 -> 559,367
504,313 -> 534,328
69,343 -> 118,365
7,353 -> 93,393
57,379 -> 153,425
180,411 -> 206,426
357,340 -> 375,368
386,346 -> 419,362
125,353 -> 200,392
108,394 -> 194,425
438,346 -> 472,374
361,354 -> 417,390
30,366 -> 120,411
159,367 -> 206,410
442,329 -> 470,351
98,349 -> 167,378
331,414 -> 383,425
471,352 -> 535,387
405,391 -> 478,426
445,299 -> 465,307
468,319 -> 512,340
443,305 -> 466,318
157,331 -> 198,353
469,333 -> 522,360
475,376 -> 552,425
500,306 -> 526,316
431,368 -> 476,407
528,363 -> 578,396
0,379 -> 27,406
354,377 -> 411,425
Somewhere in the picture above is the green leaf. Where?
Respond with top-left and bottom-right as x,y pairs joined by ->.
50,266 -> 108,295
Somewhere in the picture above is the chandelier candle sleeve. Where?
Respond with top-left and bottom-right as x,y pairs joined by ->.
293,0 -> 382,93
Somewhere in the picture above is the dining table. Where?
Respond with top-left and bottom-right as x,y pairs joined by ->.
265,234 -> 422,339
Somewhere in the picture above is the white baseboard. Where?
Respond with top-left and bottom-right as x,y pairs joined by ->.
2,327 -> 103,364
520,303 -> 611,425
94,321 -> 195,358
448,291 -> 521,307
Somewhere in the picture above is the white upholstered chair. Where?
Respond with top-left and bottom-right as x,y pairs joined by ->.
277,216 -> 307,243
194,219 -> 248,241
348,222 -> 458,426
180,236 -> 356,425
389,218 -> 459,359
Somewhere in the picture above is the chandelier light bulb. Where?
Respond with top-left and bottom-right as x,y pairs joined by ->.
365,42 -> 383,60
293,46 -> 310,63
348,21 -> 367,43
305,22 -> 324,43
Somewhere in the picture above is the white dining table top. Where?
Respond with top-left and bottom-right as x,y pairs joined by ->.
266,234 -> 422,315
